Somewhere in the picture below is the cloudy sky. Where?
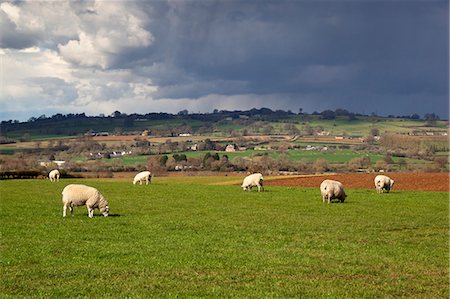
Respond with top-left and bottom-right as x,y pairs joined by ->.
0,0 -> 448,121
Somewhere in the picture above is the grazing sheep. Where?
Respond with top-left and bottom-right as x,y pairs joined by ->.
133,171 -> 152,185
49,169 -> 60,182
374,175 -> 394,193
242,173 -> 264,192
320,179 -> 347,203
62,184 -> 109,218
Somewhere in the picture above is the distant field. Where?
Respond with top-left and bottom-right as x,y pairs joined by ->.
2,114 -> 447,140
0,178 -> 447,298
108,149 -> 427,165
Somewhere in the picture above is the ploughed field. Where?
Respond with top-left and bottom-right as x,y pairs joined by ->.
266,172 -> 449,192
0,177 -> 448,298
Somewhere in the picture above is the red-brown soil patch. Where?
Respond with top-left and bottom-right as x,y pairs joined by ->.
265,172 -> 449,192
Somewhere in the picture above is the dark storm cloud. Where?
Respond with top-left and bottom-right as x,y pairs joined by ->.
131,0 -> 448,116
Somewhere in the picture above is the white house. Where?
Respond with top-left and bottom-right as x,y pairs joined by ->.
225,144 -> 236,152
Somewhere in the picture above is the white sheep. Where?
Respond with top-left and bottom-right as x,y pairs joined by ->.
133,171 -> 152,185
374,175 -> 394,193
242,173 -> 264,192
320,179 -> 347,203
62,184 -> 109,218
49,169 -> 60,182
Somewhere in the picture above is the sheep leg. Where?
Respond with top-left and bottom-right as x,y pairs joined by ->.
257,185 -> 261,192
63,205 -> 67,217
69,206 -> 74,216
87,207 -> 94,218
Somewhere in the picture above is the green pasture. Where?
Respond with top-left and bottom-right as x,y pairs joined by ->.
0,148 -> 16,155
305,117 -> 420,136
0,178 -> 448,298
311,116 -> 448,135
109,149 -> 426,166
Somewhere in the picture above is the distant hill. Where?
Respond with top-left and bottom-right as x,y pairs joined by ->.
0,108 -> 447,141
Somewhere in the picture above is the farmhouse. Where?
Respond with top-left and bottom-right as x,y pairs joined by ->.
317,131 -> 330,136
39,160 -> 66,167
225,144 -> 236,152
110,151 -> 132,158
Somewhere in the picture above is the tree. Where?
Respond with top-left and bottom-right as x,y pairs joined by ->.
199,139 -> 215,151
348,113 -> 357,121
320,110 -> 335,120
424,113 -> 439,126
398,159 -> 407,170
203,152 -> 212,163
178,109 -> 189,115
160,155 -> 168,166
313,159 -> 329,173
383,154 -> 394,164
374,160 -> 388,171
347,156 -> 372,171
173,153 -> 187,162
222,154 -> 229,163
335,108 -> 349,116
370,128 -> 380,136
303,123 -> 314,136
112,111 -> 122,118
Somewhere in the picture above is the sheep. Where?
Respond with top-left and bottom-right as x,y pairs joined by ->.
320,179 -> 347,203
62,184 -> 109,218
242,173 -> 264,192
133,171 -> 152,185
49,169 -> 60,182
374,175 -> 394,193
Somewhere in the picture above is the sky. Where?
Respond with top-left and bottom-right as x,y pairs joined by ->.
0,0 -> 448,121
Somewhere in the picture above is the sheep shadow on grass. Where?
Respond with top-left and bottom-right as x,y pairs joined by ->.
106,214 -> 122,217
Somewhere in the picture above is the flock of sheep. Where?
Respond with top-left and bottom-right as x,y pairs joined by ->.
49,169 -> 394,218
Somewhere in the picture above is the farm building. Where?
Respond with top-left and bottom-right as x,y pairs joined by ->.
225,144 -> 236,152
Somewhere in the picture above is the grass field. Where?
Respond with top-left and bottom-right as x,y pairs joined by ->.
109,149 -> 426,166
1,177 -> 448,297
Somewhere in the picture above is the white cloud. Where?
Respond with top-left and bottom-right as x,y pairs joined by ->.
58,1 -> 153,69
1,1 -> 79,44
58,32 -> 108,69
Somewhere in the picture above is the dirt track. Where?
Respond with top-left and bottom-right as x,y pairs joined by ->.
265,172 -> 449,192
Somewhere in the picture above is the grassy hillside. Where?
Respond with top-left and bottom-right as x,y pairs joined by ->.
2,111 -> 447,140
1,178 -> 447,298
